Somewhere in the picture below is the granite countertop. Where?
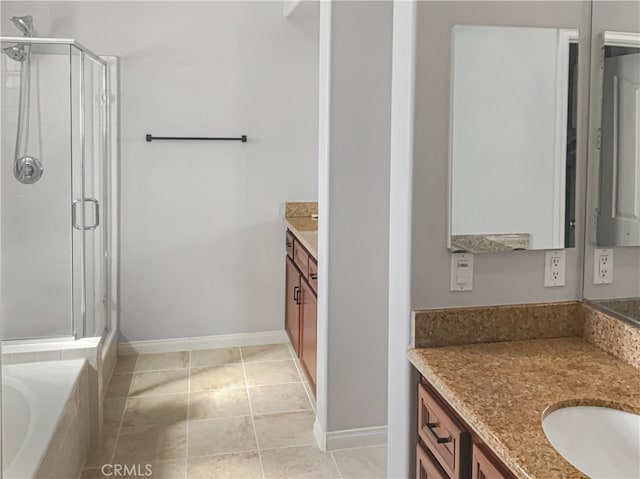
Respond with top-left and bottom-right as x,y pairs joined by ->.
408,337 -> 640,479
285,217 -> 318,259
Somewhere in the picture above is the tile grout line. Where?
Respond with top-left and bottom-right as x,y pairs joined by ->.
330,451 -> 344,479
109,354 -> 138,467
239,347 -> 266,479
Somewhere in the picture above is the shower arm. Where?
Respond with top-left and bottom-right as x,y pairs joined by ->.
0,36 -> 106,66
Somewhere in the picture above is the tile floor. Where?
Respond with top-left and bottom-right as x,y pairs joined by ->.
81,343 -> 387,479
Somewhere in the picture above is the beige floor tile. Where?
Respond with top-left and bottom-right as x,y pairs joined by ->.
113,356 -> 138,376
261,445 -> 340,479
332,445 -> 387,479
80,468 -> 106,478
190,364 -> 246,392
187,452 -> 262,478
191,347 -> 241,368
114,423 -> 187,463
105,374 -> 133,398
244,360 -> 300,386
122,393 -> 188,427
190,388 -> 251,420
84,426 -> 119,469
249,383 -> 310,415
254,410 -> 315,449
187,416 -> 256,457
135,351 -> 190,372
129,369 -> 189,396
103,398 -> 127,428
152,458 -> 187,478
241,343 -> 292,362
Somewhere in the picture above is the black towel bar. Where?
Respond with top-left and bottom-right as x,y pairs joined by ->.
146,134 -> 247,143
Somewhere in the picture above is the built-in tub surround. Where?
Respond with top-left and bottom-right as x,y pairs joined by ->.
285,202 -> 318,259
3,359 -> 90,479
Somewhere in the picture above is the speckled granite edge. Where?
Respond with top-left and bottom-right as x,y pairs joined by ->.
412,302 -> 583,348
285,202 -> 317,217
583,303 -> 640,370
451,233 -> 531,253
285,217 -> 318,259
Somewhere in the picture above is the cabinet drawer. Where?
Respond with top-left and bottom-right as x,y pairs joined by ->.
286,231 -> 294,259
418,384 -> 470,479
417,444 -> 450,479
293,240 -> 309,278
472,445 -> 512,479
308,258 -> 318,292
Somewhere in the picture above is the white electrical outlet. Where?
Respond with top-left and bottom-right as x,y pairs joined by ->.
544,250 -> 566,287
451,253 -> 474,291
593,248 -> 614,284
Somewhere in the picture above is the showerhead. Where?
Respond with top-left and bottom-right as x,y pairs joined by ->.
11,15 -> 33,37
3,44 -> 27,62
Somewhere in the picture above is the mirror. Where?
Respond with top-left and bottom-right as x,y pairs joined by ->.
596,32 -> 640,248
448,25 -> 579,253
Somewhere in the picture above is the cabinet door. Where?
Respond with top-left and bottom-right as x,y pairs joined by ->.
285,257 -> 301,356
417,444 -> 449,479
472,445 -> 510,479
300,278 -> 317,395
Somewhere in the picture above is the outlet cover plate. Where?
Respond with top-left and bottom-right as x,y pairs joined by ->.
593,248 -> 614,284
451,253 -> 474,291
544,250 -> 566,287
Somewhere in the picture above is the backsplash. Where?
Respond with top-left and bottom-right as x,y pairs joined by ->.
412,302 -> 583,348
285,202 -> 318,218
583,304 -> 640,370
412,301 -> 639,370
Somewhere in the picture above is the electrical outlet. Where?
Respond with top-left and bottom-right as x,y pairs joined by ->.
593,248 -> 614,284
450,253 -> 474,291
544,250 -> 566,287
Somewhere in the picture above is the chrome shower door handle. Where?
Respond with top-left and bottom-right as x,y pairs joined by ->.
72,198 -> 100,230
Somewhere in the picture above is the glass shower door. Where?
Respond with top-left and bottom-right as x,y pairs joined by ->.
71,48 -> 107,338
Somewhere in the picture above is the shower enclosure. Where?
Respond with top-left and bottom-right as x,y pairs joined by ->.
1,25 -> 111,341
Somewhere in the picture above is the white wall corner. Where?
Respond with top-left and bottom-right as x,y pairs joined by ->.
314,419 -> 327,452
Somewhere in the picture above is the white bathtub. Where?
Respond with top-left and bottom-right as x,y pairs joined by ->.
3,359 -> 88,479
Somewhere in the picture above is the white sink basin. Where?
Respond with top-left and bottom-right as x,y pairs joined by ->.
542,406 -> 640,479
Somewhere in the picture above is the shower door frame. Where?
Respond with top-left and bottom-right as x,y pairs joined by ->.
0,36 -> 111,341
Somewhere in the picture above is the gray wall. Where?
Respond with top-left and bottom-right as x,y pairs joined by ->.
1,1 -> 319,341
323,0 -> 392,432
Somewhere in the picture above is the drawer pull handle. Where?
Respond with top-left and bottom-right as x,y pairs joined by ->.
426,422 -> 451,444
294,286 -> 301,305
286,241 -> 293,247
310,273 -> 318,280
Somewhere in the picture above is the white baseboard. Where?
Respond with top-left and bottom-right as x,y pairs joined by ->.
313,421 -> 387,452
314,420 -> 327,451
118,330 -> 288,356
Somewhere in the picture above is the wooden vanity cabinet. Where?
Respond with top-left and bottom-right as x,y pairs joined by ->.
284,229 -> 317,396
285,257 -> 301,356
417,376 -> 515,479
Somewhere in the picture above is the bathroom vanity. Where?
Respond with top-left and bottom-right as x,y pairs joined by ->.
408,303 -> 640,479
283,203 -> 318,396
